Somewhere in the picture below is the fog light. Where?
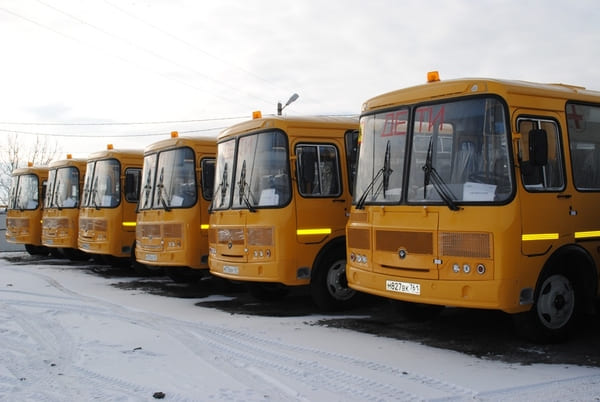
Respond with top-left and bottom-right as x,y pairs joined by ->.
463,264 -> 471,274
476,264 -> 486,274
452,263 -> 460,273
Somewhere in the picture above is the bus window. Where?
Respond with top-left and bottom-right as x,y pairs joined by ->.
518,118 -> 564,192
567,103 -> 600,190
345,130 -> 359,195
95,159 -> 121,208
201,158 -> 215,201
125,168 -> 142,203
12,174 -> 40,210
232,131 -> 290,209
213,139 -> 235,209
139,153 -> 157,210
152,147 -> 196,209
296,144 -> 341,197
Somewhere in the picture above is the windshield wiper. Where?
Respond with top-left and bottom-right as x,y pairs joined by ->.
237,160 -> 256,213
91,177 -> 100,210
356,140 -> 393,210
156,167 -> 171,212
422,138 -> 459,211
208,163 -> 228,214
54,180 -> 63,211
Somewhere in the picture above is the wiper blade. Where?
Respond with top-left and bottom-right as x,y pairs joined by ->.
356,140 -> 393,210
422,139 -> 459,211
156,167 -> 171,212
209,163 -> 229,214
237,160 -> 256,213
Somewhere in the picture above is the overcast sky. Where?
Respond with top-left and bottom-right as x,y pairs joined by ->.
0,0 -> 598,159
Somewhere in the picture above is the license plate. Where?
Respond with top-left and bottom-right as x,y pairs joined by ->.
145,253 -> 158,262
46,239 -> 53,245
223,265 -> 239,275
386,280 -> 420,295
80,243 -> 90,250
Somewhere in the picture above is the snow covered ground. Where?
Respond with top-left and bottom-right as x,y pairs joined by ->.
0,252 -> 599,401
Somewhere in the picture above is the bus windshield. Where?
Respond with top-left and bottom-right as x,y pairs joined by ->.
213,131 -> 290,211
9,174 -> 39,211
47,167 -> 80,209
82,159 -> 121,208
356,97 -> 512,208
139,147 -> 197,210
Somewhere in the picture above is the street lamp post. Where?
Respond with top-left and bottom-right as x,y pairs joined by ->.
277,93 -> 299,115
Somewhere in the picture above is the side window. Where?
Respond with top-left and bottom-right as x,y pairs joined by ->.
518,118 -> 564,192
567,103 -> 600,190
125,168 -> 142,203
296,144 -> 341,197
345,130 -> 359,196
201,158 -> 215,201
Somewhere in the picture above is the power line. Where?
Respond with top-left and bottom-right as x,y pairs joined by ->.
102,0 -> 287,95
0,115 -> 249,126
0,126 -> 226,138
33,0 -> 274,106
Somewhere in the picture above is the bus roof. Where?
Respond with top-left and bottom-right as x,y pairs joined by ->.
143,135 -> 216,155
86,148 -> 144,161
362,77 -> 600,114
48,157 -> 88,169
217,115 -> 359,141
10,166 -> 49,177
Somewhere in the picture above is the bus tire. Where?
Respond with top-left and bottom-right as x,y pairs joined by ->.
247,282 -> 290,301
513,271 -> 578,343
392,300 -> 444,321
25,244 -> 50,256
310,247 -> 356,311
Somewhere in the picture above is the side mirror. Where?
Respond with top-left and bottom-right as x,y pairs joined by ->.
528,129 -> 548,166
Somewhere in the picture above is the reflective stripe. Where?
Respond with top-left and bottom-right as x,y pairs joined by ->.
200,224 -> 209,230
297,228 -> 332,235
575,230 -> 600,239
122,222 -> 136,227
521,233 -> 559,241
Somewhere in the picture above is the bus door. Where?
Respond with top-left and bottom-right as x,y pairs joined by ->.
294,141 -> 348,244
517,117 -> 570,256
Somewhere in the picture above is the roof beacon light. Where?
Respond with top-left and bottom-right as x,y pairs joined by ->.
427,71 -> 440,83
66,153 -> 72,159
107,144 -> 114,150
252,110 -> 262,119
171,131 -> 179,138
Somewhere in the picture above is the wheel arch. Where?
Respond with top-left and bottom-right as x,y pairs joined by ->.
538,244 -> 598,312
311,235 -> 346,280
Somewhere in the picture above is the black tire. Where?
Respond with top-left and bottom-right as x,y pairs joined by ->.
25,244 -> 50,256
310,247 -> 356,311
513,272 -> 577,343
131,261 -> 163,276
166,267 -> 205,283
62,247 -> 90,261
247,282 -> 290,301
391,300 -> 445,321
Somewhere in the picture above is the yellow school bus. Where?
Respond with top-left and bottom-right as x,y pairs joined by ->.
209,114 -> 359,310
346,71 -> 600,342
135,132 -> 215,280
78,145 -> 143,265
6,163 -> 49,255
42,154 -> 88,260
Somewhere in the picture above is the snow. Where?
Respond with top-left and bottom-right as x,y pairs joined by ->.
1,252 -> 599,401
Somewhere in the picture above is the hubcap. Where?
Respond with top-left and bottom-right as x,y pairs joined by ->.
536,274 -> 575,330
326,259 -> 355,301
